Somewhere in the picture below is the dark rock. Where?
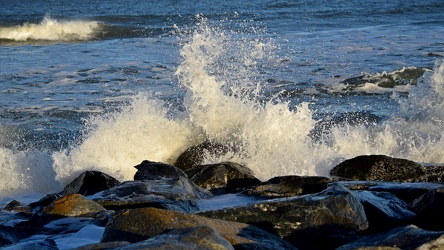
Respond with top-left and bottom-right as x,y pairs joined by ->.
114,226 -> 235,250
243,175 -> 331,197
0,238 -> 58,250
41,194 -> 106,218
0,225 -> 16,247
2,200 -> 32,214
336,225 -> 444,250
174,141 -> 234,171
28,193 -> 61,210
200,183 -> 368,249
61,171 -> 120,196
330,155 -> 425,182
421,165 -> 444,182
354,191 -> 415,232
93,178 -> 212,212
75,241 -> 131,250
134,160 -> 188,181
101,207 -> 296,249
410,187 -> 444,231
186,162 -> 260,194
366,181 -> 444,203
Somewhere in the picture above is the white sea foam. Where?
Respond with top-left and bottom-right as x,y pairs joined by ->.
0,20 -> 443,197
0,16 -> 102,42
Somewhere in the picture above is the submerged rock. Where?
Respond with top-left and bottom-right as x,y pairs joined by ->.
330,155 -> 425,182
186,162 -> 260,194
336,225 -> 444,250
200,183 -> 368,249
61,171 -> 120,196
243,175 -> 331,197
101,207 -> 296,249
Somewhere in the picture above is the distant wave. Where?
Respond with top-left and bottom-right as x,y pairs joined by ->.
0,16 -> 103,42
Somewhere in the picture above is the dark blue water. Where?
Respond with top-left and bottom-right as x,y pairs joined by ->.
0,0 -> 444,197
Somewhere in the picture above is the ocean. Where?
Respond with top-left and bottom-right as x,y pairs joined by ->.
1,0 -> 444,200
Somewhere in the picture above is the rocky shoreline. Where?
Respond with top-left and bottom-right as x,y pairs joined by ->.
2,153 -> 444,249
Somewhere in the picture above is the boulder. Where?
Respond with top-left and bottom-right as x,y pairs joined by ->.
0,238 -> 58,250
2,200 -> 32,214
330,155 -> 425,182
101,207 -> 297,249
60,171 -> 120,196
186,162 -> 260,194
243,175 -> 331,197
93,179 -> 211,212
200,183 -> 368,249
134,160 -> 188,181
409,187 -> 444,230
336,225 -> 444,250
354,191 -> 415,232
41,194 -> 106,218
113,226 -> 235,250
174,141 -> 234,171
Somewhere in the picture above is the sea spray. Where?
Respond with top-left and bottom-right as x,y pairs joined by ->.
0,16 -> 102,42
52,94 -> 195,185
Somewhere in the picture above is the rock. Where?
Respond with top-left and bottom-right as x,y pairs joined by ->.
114,226 -> 235,250
336,225 -> 444,250
2,200 -> 32,214
73,241 -> 131,250
60,171 -> 120,196
186,162 -> 261,194
354,191 -> 415,232
94,161 -> 212,212
101,207 -> 297,249
0,238 -> 58,250
200,183 -> 368,249
134,160 -> 188,181
409,187 -> 444,230
93,179 -> 211,213
174,141 -> 234,171
28,193 -> 61,210
365,181 -> 444,203
420,165 -> 444,182
243,175 -> 331,197
330,155 -> 425,182
41,194 -> 106,218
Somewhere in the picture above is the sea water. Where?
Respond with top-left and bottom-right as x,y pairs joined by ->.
1,0 -> 444,200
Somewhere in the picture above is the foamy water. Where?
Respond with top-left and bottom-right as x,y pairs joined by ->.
0,12 -> 443,199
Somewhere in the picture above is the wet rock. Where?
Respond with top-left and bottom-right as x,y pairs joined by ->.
0,238 -> 58,250
134,160 -> 188,181
354,191 -> 415,232
186,162 -> 260,194
28,193 -> 61,210
174,141 -> 234,171
41,194 -> 106,218
61,171 -> 120,196
409,187 -> 444,231
114,226 -> 235,250
200,183 -> 368,249
330,155 -> 425,182
243,175 -> 331,197
75,241 -> 131,250
366,181 -> 444,203
93,179 -> 211,212
101,207 -> 296,249
2,200 -> 32,214
336,225 -> 444,250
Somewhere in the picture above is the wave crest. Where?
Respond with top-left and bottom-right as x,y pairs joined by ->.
0,16 -> 103,42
